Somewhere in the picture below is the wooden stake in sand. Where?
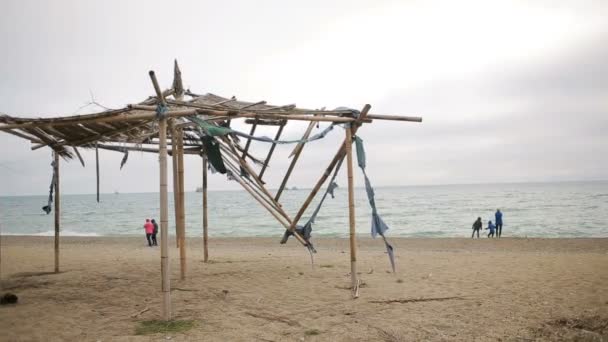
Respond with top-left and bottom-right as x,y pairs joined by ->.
345,125 -> 359,298
202,156 -> 209,262
171,121 -> 181,248
54,151 -> 60,273
177,129 -> 186,280
95,142 -> 100,203
149,70 -> 171,320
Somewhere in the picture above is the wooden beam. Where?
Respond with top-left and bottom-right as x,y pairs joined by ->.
365,114 -> 422,122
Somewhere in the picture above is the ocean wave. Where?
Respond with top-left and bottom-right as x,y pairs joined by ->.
4,230 -> 102,237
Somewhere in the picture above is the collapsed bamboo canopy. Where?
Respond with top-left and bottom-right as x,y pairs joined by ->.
0,60 -> 423,317
0,65 -> 421,160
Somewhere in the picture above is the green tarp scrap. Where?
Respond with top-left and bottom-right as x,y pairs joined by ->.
201,136 -> 227,174
42,156 -> 57,214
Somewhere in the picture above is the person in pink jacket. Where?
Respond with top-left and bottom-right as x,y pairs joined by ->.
144,219 -> 154,247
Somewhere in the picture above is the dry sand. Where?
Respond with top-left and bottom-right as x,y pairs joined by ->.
0,236 -> 607,341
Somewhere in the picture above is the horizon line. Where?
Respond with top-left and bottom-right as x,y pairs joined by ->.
2,178 -> 607,197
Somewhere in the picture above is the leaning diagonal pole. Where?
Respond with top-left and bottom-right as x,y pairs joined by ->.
287,105 -> 371,233
275,120 -> 316,201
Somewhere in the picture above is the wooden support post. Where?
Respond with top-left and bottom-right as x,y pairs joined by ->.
95,142 -> 100,203
150,70 -> 171,320
202,156 -> 209,262
54,151 -> 60,273
177,129 -> 186,280
345,126 -> 359,297
171,122 -> 180,248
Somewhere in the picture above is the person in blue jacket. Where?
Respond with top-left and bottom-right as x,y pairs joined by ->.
495,209 -> 503,238
486,220 -> 496,238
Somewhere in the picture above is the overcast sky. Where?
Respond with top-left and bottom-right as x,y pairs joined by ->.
0,0 -> 607,196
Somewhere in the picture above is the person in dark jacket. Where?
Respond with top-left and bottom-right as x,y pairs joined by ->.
471,217 -> 482,238
151,219 -> 159,246
495,209 -> 503,238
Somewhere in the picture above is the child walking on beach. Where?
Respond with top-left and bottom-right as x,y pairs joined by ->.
471,217 -> 482,238
486,220 -> 496,238
143,219 -> 154,247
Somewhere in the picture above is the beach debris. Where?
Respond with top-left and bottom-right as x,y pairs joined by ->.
304,329 -> 321,336
130,307 -> 150,318
367,268 -> 374,274
222,289 -> 229,298
245,311 -> 300,327
369,296 -> 464,304
0,293 -> 18,305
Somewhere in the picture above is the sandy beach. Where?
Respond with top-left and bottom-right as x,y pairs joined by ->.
0,236 -> 607,341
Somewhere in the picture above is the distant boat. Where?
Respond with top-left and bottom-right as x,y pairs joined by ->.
114,190 -> 119,195
196,187 -> 203,192
291,186 -> 298,190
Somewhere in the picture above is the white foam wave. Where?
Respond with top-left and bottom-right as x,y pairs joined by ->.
3,230 -> 101,237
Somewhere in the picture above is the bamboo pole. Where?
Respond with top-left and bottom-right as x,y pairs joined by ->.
344,125 -> 359,297
366,114 -> 422,122
286,105 -> 371,233
275,120 -> 317,201
241,118 -> 258,160
171,122 -> 180,248
202,156 -> 209,263
95,143 -> 201,155
177,129 -> 186,280
54,151 -> 60,273
222,137 -> 295,224
223,161 -> 291,229
95,143 -> 100,203
150,70 -> 171,320
259,120 -> 285,180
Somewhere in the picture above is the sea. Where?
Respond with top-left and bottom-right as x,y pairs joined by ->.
1,181 -> 607,238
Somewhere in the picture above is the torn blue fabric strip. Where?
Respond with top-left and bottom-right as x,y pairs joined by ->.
354,134 -> 396,272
